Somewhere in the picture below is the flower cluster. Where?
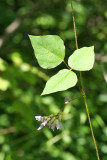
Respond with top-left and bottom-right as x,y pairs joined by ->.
35,115 -> 61,131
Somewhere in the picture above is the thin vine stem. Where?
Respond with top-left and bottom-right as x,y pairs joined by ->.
63,59 -> 71,69
71,0 -> 78,49
70,0 -> 100,160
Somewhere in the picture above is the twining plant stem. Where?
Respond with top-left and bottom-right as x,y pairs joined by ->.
71,1 -> 78,50
71,1 -> 100,160
63,60 -> 71,69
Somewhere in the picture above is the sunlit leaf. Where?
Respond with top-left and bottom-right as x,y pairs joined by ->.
0,58 -> 7,71
29,35 -> 65,69
41,69 -> 77,95
68,46 -> 95,71
0,78 -> 10,91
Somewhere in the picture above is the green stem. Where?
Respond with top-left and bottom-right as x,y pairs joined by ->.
63,59 -> 71,69
71,0 -> 78,49
70,0 -> 100,160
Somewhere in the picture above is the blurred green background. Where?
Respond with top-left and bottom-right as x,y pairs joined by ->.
0,0 -> 107,160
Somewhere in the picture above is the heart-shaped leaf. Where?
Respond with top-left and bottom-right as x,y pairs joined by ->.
41,69 -> 78,95
68,46 -> 95,71
29,35 -> 65,69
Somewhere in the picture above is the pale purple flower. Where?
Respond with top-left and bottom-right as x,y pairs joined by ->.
56,121 -> 61,129
51,123 -> 55,131
51,119 -> 62,130
35,115 -> 62,131
48,121 -> 52,128
48,117 -> 55,129
35,116 -> 43,121
37,121 -> 47,131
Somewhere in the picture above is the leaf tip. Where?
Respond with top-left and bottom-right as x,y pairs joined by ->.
41,91 -> 45,96
28,35 -> 32,39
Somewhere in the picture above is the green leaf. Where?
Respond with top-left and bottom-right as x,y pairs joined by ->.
41,69 -> 78,95
29,35 -> 65,69
68,46 -> 95,71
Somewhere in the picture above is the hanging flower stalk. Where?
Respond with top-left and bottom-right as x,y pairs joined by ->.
35,96 -> 81,131
35,114 -> 61,131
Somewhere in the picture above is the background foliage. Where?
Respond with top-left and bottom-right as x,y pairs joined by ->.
0,0 -> 107,160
